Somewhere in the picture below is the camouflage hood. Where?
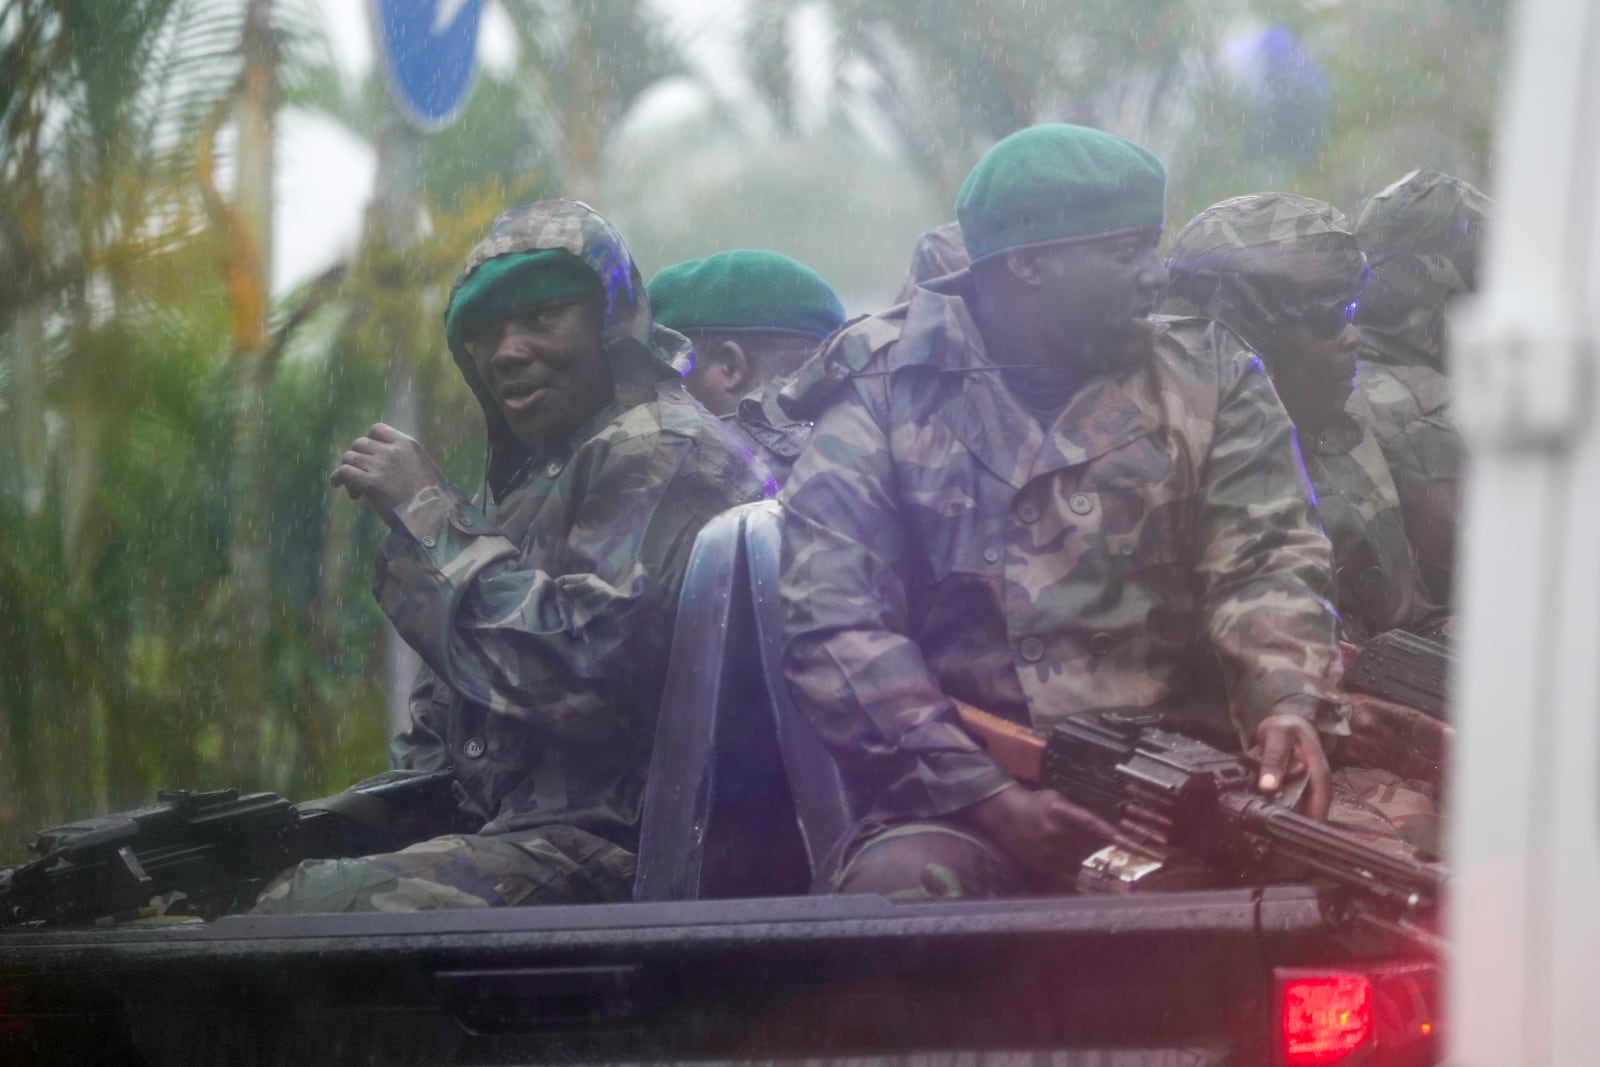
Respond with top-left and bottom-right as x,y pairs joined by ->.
444,199 -> 688,496
1353,170 -> 1491,372
1163,193 -> 1366,365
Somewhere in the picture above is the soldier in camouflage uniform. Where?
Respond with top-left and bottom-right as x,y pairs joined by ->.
649,250 -> 847,486
1164,193 -> 1445,643
257,200 -> 770,913
778,125 -> 1345,901
895,220 -> 971,302
1350,170 -> 1490,607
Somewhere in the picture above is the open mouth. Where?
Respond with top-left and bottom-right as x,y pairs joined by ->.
499,382 -> 550,411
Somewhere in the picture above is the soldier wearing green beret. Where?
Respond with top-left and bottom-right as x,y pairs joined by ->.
778,125 -> 1345,900
649,250 -> 846,485
256,200 -> 769,914
1164,192 -> 1446,644
1350,170 -> 1489,607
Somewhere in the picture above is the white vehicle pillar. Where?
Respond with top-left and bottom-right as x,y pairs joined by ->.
1449,0 -> 1600,1063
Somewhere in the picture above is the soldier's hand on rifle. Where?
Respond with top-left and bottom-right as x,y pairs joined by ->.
1254,712 -> 1333,819
330,423 -> 449,531
960,783 -> 1134,884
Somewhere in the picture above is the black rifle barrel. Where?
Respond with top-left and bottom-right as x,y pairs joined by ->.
1231,795 -> 1444,913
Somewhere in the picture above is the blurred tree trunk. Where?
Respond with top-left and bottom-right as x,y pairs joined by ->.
10,308 -> 48,518
300,102 -> 426,792
564,8 -> 604,206
221,0 -> 278,784
61,283 -> 109,817
6,0 -> 49,518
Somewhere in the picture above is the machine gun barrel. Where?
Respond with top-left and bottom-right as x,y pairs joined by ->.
0,770 -> 459,928
1225,794 -> 1445,913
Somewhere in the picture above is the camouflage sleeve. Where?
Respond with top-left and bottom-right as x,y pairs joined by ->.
1378,414 -> 1462,606
373,435 -> 727,738
779,381 -> 1014,824
389,662 -> 449,771
1195,352 -> 1346,737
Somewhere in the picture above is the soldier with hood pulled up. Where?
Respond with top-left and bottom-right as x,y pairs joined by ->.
894,220 -> 971,302
1164,193 -> 1445,644
257,200 -> 769,914
1350,170 -> 1490,607
777,125 -> 1346,901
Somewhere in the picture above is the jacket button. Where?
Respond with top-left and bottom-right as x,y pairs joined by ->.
1018,637 -> 1045,662
460,514 -> 474,527
1118,541 -> 1136,557
1089,632 -> 1113,655
420,535 -> 437,548
463,738 -> 486,759
1069,493 -> 1093,515
545,460 -> 565,478
983,547 -> 1000,564
1017,502 -> 1041,524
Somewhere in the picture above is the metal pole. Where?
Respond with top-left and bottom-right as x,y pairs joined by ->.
374,96 -> 424,741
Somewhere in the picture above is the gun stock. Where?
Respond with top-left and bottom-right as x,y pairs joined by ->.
952,700 -> 1044,784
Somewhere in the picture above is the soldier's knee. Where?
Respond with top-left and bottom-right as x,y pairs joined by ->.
831,823 -> 1024,900
251,856 -> 410,915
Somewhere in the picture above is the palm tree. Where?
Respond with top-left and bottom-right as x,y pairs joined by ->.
743,0 -> 1221,203
0,0 -> 249,851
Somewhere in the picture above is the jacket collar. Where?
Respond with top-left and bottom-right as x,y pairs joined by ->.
899,280 -> 1160,489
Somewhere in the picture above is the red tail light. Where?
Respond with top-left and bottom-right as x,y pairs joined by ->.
1280,973 -> 1371,1065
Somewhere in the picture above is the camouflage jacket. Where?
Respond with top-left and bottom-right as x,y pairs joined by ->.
726,381 -> 811,487
381,201 -> 769,845
895,221 -> 971,303
1346,170 -> 1487,605
1300,412 -> 1441,642
1350,354 -> 1462,607
777,277 -> 1345,826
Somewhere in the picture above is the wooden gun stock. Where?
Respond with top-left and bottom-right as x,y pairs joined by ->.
952,699 -> 1046,785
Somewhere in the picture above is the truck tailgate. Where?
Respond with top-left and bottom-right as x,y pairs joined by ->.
0,886 -> 1428,1065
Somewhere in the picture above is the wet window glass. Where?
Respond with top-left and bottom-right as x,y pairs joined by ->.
0,0 -> 1500,918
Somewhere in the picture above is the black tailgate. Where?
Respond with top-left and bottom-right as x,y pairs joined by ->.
0,886 -> 1415,1065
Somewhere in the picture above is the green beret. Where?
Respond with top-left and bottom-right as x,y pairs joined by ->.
956,124 -> 1167,263
445,249 -> 600,347
647,250 -> 846,340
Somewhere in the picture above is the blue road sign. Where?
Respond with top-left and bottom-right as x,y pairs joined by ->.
374,0 -> 486,130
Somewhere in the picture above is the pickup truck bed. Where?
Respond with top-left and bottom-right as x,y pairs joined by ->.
0,886 -> 1428,1065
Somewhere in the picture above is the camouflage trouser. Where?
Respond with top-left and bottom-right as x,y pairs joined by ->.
825,770 -> 1442,902
1325,766 -> 1443,861
253,824 -> 636,915
824,822 -> 1032,901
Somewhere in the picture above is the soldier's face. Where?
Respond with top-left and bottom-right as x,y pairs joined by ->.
465,299 -> 612,448
1273,303 -> 1362,429
1033,228 -> 1168,348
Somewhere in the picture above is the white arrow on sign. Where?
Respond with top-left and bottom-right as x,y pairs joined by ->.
431,0 -> 473,34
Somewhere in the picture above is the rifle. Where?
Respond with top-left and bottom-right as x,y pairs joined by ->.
953,701 -> 1443,926
0,769 -> 459,928
1344,629 -> 1452,722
